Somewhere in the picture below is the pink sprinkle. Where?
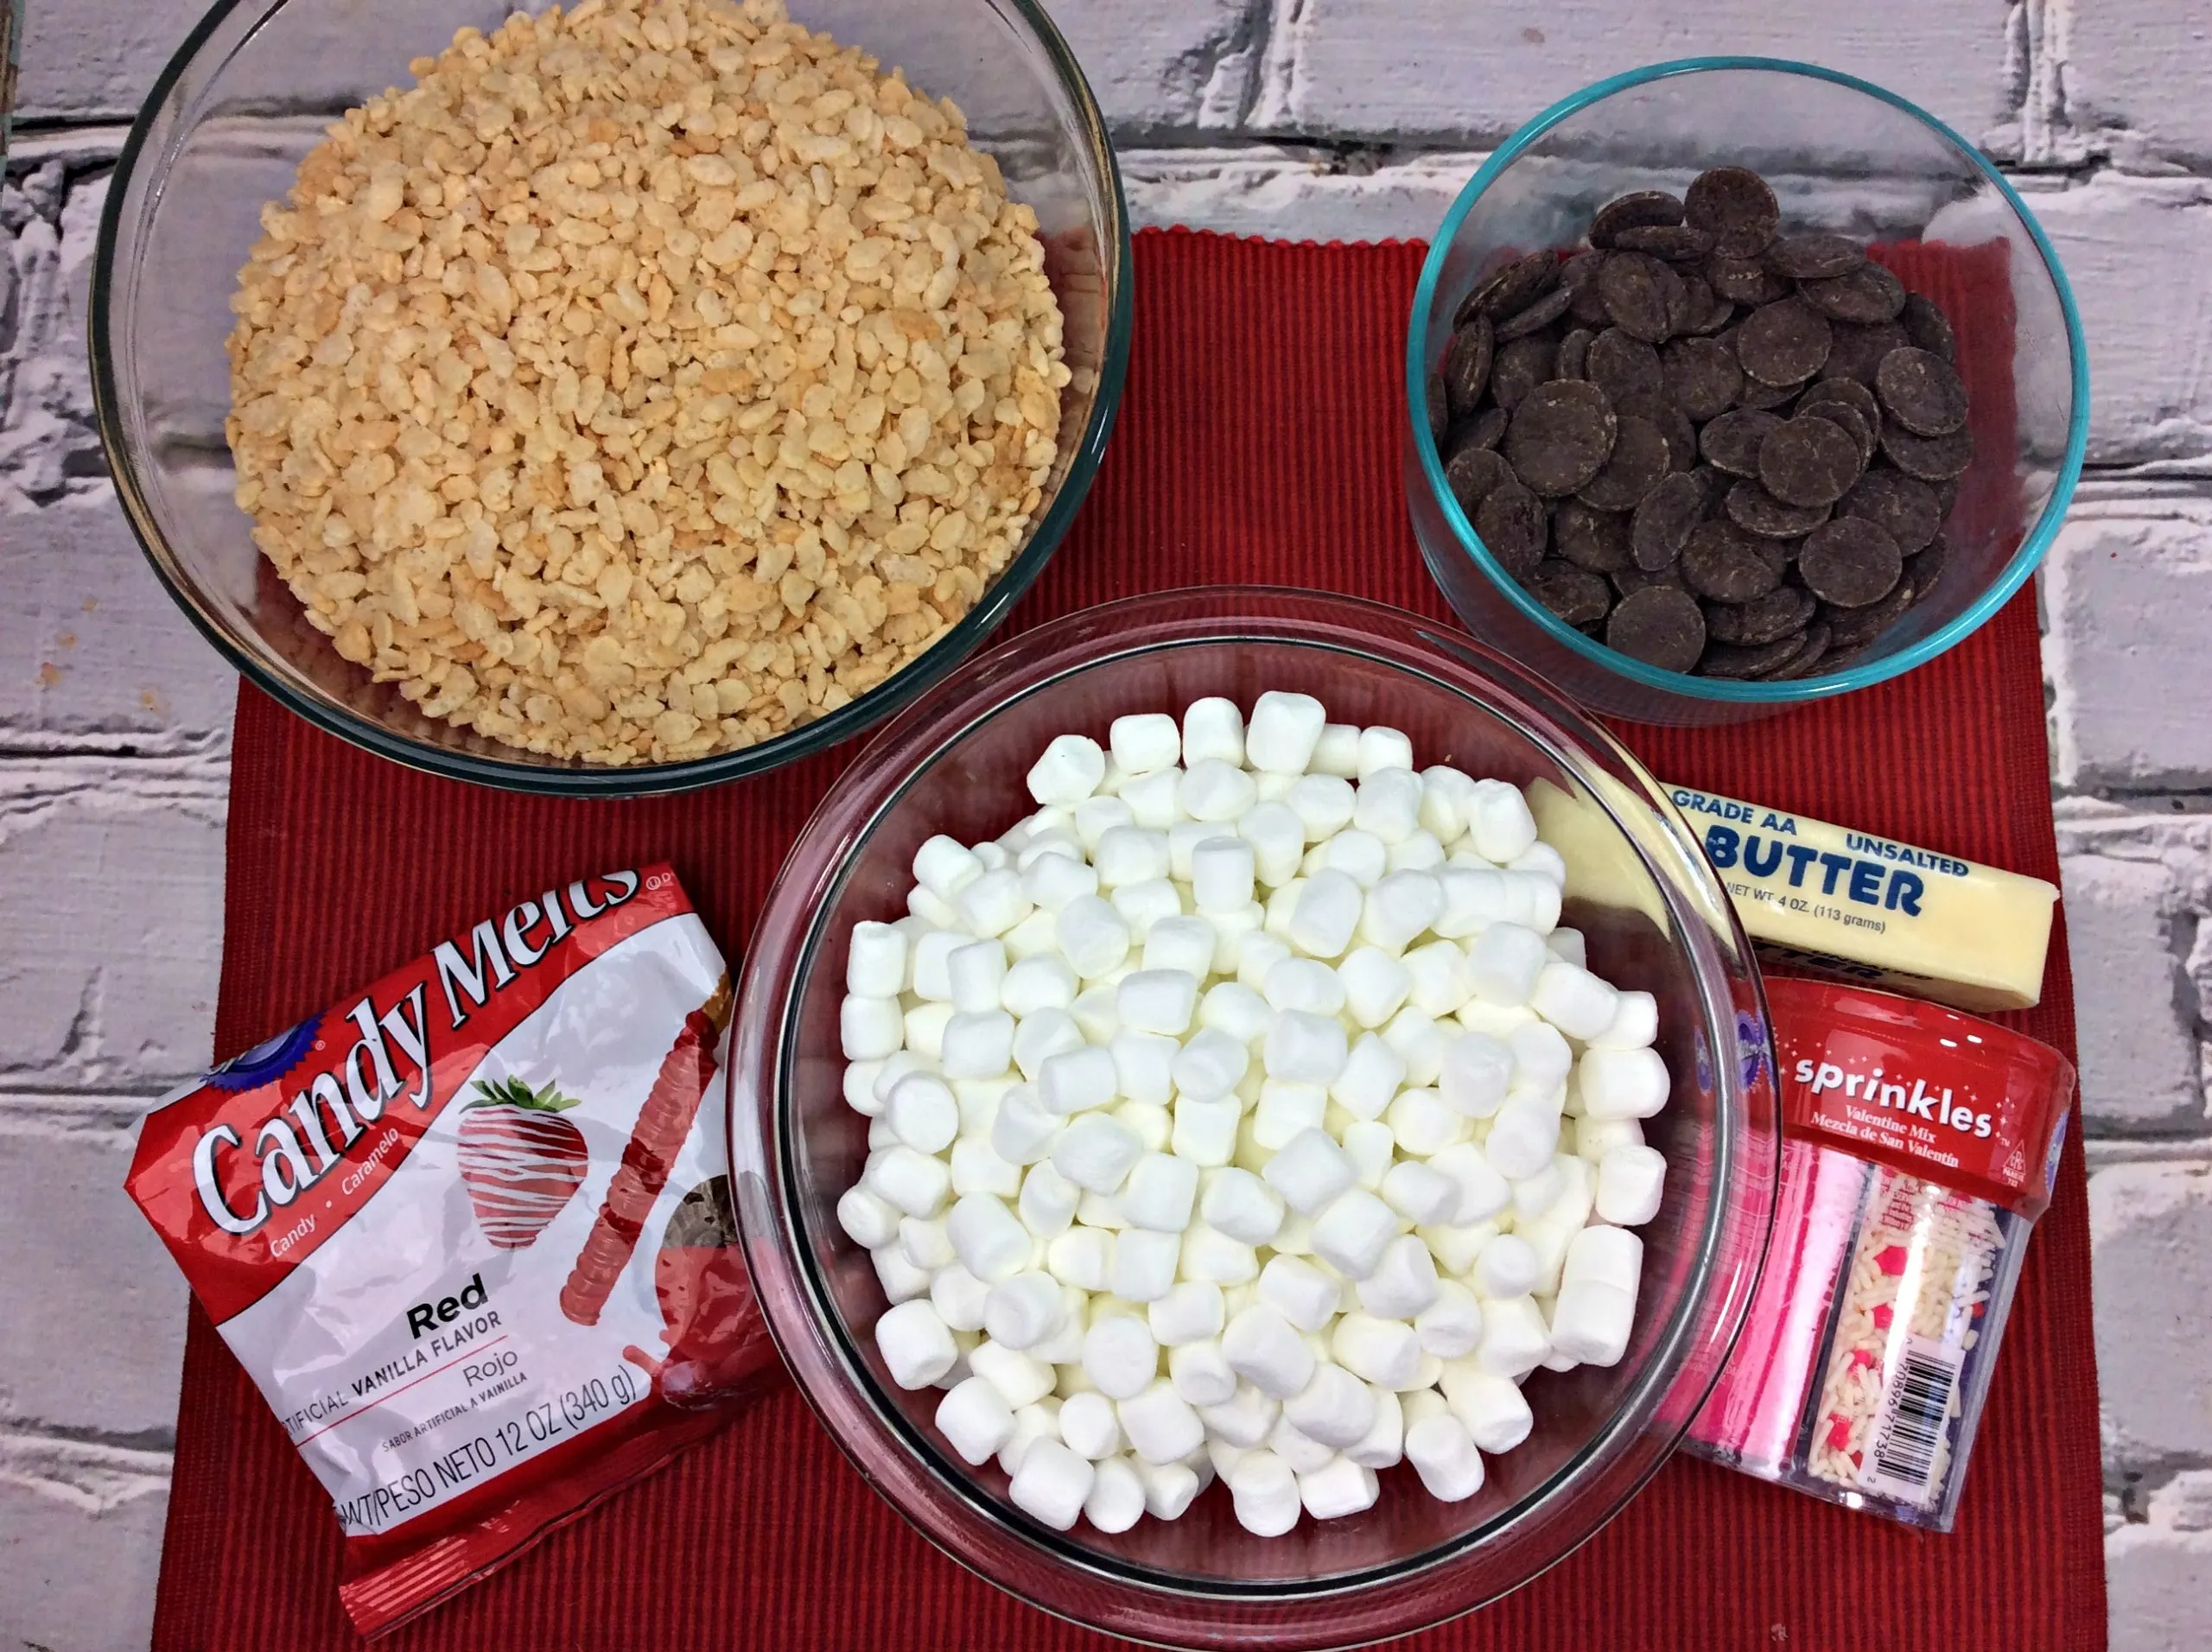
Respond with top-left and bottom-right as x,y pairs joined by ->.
1851,1348 -> 1878,1372
1872,1304 -> 1894,1330
1826,1415 -> 1853,1451
1877,1245 -> 1909,1276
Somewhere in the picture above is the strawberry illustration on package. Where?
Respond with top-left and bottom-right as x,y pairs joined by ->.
124,867 -> 775,1636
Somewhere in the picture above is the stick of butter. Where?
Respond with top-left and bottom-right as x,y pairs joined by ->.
1663,784 -> 2058,1013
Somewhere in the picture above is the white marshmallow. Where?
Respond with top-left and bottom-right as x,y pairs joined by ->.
902,1001 -> 955,1061
1016,1160 -> 1079,1241
1529,958 -> 1620,1041
1110,1228 -> 1182,1303
914,836 -> 985,900
1353,768 -> 1423,846
1167,1338 -> 1239,1407
1338,947 -> 1414,1030
1119,768 -> 1185,831
947,1192 -> 1033,1283
1139,914 -> 1215,981
876,1298 -> 958,1388
1099,1031 -> 1172,1109
906,884 -> 962,930
1074,795 -> 1137,852
1285,774 -> 1357,842
1510,841 -> 1567,884
1485,1092 -> 1563,1179
1252,1080 -> 1328,1151
1181,697 -> 1246,767
872,1242 -> 932,1303
937,1375 -> 1018,1465
1311,1190 -> 1402,1281
1381,1159 -> 1460,1226
1094,825 -> 1171,890
1313,828 -> 1389,889
1198,980 -> 1274,1045
1287,869 -> 1364,959
1119,1379 -> 1208,1465
997,1397 -> 1063,1475
1121,1152 -> 1201,1232
1200,1166 -> 1286,1246
1052,1112 -> 1144,1194
956,869 -> 1032,940
1342,1119 -> 1395,1191
983,1272 -> 1066,1351
1591,989 -> 1659,1050
837,1186 -> 900,1250
1595,1143 -> 1668,1226
1414,1280 -> 1486,1358
1546,926 -> 1587,967
1222,1304 -> 1316,1400
1046,1226 -> 1115,1293
1440,1360 -> 1535,1452
1331,1031 -> 1408,1122
1022,851 -> 1099,913
1246,690 -> 1327,773
1565,1223 -> 1643,1293
1417,766 -> 1477,842
1186,835 -> 1256,914
1332,1311 -> 1424,1388
1118,969 -> 1199,1037
1358,1234 -> 1441,1318
886,1073 -> 959,1154
1510,1020 -> 1574,1094
1037,1044 -> 1118,1115
1354,725 -> 1415,778
1228,1449 -> 1303,1536
1263,956 -> 1348,1019
1283,1361 -> 1377,1452
1385,1086 -> 1468,1155
941,1009 -> 1015,1079
1080,1313 -> 1160,1401
1055,895 -> 1132,979
1265,1010 -> 1350,1086
1308,723 -> 1361,778
1179,1222 -> 1261,1285
1382,1007 -> 1451,1086
1198,1384 -> 1281,1448
1464,779 -> 1539,863
1083,1455 -> 1147,1532
1172,1096 -> 1242,1168
1182,759 -> 1258,823
1012,1008 -> 1084,1081
1419,1219 -> 1496,1276
1238,803 -> 1307,888
1001,956 -> 1078,1020
864,1146 -> 952,1218
1579,1046 -> 1672,1121
1109,712 -> 1182,776
1147,1280 -> 1225,1347
840,995 -> 905,1061
1430,1141 -> 1512,1226
969,1339 -> 1057,1409
1511,1160 -> 1565,1222
1473,1293 -> 1553,1377
1575,1115 -> 1645,1162
1465,922 -> 1550,1006
1474,1232 -> 1539,1299
1009,1437 -> 1094,1531
1256,1254 -> 1341,1333
843,1059 -> 887,1117
1263,1127 -> 1357,1215
1439,1029 -> 1514,1118
1136,1457 -> 1203,1521
989,1086 -> 1060,1166
1027,734 -> 1106,808
1356,872 -> 1440,964
845,922 -> 909,998
944,939 -> 1008,1014
1402,939 -> 1475,1018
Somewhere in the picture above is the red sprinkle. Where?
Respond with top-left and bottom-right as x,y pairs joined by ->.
1851,1348 -> 1879,1371
1877,1244 -> 1910,1276
1872,1304 -> 1894,1330
1826,1415 -> 1853,1451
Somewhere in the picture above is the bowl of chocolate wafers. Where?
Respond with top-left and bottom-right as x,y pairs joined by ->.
1405,58 -> 2088,725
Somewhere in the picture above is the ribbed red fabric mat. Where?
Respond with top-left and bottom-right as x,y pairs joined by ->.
155,229 -> 2104,1650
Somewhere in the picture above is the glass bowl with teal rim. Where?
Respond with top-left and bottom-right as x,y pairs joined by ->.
92,0 -> 1130,795
1404,58 -> 2088,727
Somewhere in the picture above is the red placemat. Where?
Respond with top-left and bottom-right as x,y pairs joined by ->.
152,229 -> 2103,1650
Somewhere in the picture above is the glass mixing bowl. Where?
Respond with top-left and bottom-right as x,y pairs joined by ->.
1406,59 -> 2088,726
728,588 -> 1781,1647
91,0 -> 1129,794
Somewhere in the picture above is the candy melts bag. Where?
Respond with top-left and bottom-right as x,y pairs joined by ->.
124,866 -> 776,1634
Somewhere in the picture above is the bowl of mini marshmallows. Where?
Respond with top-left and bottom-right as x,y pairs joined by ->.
93,0 -> 1128,793
728,588 -> 1781,1647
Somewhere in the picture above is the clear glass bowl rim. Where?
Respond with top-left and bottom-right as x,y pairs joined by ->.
1404,55 -> 2092,707
728,587 -> 1781,1647
87,0 -> 1135,797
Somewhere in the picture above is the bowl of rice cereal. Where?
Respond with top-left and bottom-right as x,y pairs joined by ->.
92,0 -> 1130,793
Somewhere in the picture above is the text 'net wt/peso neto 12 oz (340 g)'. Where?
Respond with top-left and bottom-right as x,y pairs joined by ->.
124,867 -> 777,1636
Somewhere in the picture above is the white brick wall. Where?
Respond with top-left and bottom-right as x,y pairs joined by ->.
6,2 -> 2210,1648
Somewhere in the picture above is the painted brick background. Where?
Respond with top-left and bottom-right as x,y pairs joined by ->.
4,0 -> 2209,1647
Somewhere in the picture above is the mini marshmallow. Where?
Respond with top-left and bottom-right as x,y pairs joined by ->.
1256,1254 -> 1341,1332
864,1146 -> 952,1218
1083,1455 -> 1147,1532
1120,1379 -> 1208,1465
984,1272 -> 1066,1351
1181,697 -> 1246,768
1055,895 -> 1132,980
1036,1044 -> 1118,1115
1591,989 -> 1659,1050
1439,1029 -> 1513,1119
1286,775 -> 1357,843
867,1116 -> 899,1152
906,884 -> 962,930
990,1086 -> 1060,1166
999,956 -> 1077,1020
1546,926 -> 1586,967
1311,1189 -> 1402,1281
1167,1338 -> 1239,1407
1595,1143 -> 1668,1226
1142,914 -> 1217,979
1418,1219 -> 1495,1276
1465,922 -> 1550,1006
1312,828 -> 1389,889
1081,1313 -> 1160,1401
1428,1141 -> 1512,1226
1046,1226 -> 1115,1293
1287,869 -> 1364,959
941,1009 -> 1015,1079
1382,1007 -> 1450,1087
843,1058 -> 887,1117
1510,1160 -> 1565,1222
1485,1092 -> 1562,1180
1355,725 -> 1415,778
1414,1280 -> 1485,1358
1110,1228 -> 1181,1303
1305,722 -> 1359,778
914,836 -> 985,900
1227,1449 -> 1303,1536
1021,850 -> 1099,912
1119,768 -> 1185,831
1384,1084 -> 1466,1155
1402,940 -> 1475,1018
1095,825 -> 1171,890
1464,779 -> 1539,863
1342,1119 -> 1395,1191
1510,1020 -> 1574,1093
1236,933 -> 1294,995
1198,981 -> 1273,1045
902,1001 -> 955,1061
1529,957 -> 1619,1041
997,1397 -> 1063,1475
840,995 -> 904,1061
1417,766 -> 1478,842
1096,1032 -> 1172,1109
1198,1384 -> 1281,1448
956,868 -> 1032,940
1575,1114 -> 1645,1162
1300,1456 -> 1381,1522
876,1299 -> 958,1389
1201,1166 -> 1287,1246
1119,969 -> 1199,1037
1252,1080 -> 1327,1151
1016,1159 -> 1078,1238
1440,1360 -> 1535,1453
1265,1011 -> 1351,1086
1222,1305 -> 1316,1399
1265,956 -> 1349,1019
837,1186 -> 900,1250
1027,734 -> 1106,808
1068,985 -> 1120,1045
1381,1160 -> 1461,1226
1247,690 -> 1327,773
845,922 -> 909,998
1121,1152 -> 1201,1232
1263,1128 -> 1357,1216
873,1242 -> 932,1303
1338,947 -> 1414,1029
1356,869 -> 1442,953
969,1340 -> 1057,1410
1238,803 -> 1307,888
1341,1386 -> 1404,1471
1262,878 -> 1305,938
948,1192 -> 1033,1282
1182,759 -> 1259,823
936,1375 -> 1018,1465
1473,1293 -> 1553,1378
1110,712 -> 1182,776
1189,834 -> 1258,913
1052,1112 -> 1144,1194
1510,841 -> 1567,884
1012,1009 -> 1084,1082
1147,1280 -> 1225,1347
1387,832 -> 1446,874
1009,1437 -> 1094,1531
944,938 -> 1009,1014
1474,1232 -> 1539,1299
1358,1234 -> 1442,1319
1283,1362 -> 1377,1452
1172,1096 -> 1242,1168
1136,1456 -> 1203,1521
1330,1032 -> 1408,1122
1074,795 -> 1137,851
1332,1311 -> 1424,1389
886,1073 -> 959,1154
1180,1222 -> 1261,1285
1579,1046 -> 1671,1120
1353,768 -> 1424,848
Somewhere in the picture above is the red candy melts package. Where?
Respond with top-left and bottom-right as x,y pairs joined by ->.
124,867 -> 775,1634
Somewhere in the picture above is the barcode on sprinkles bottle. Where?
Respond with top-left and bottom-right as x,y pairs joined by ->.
1859,1340 -> 1964,1503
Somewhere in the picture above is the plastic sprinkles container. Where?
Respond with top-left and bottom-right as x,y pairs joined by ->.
1686,976 -> 2074,1528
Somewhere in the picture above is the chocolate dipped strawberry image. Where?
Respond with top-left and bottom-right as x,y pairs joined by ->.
457,1076 -> 588,1249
